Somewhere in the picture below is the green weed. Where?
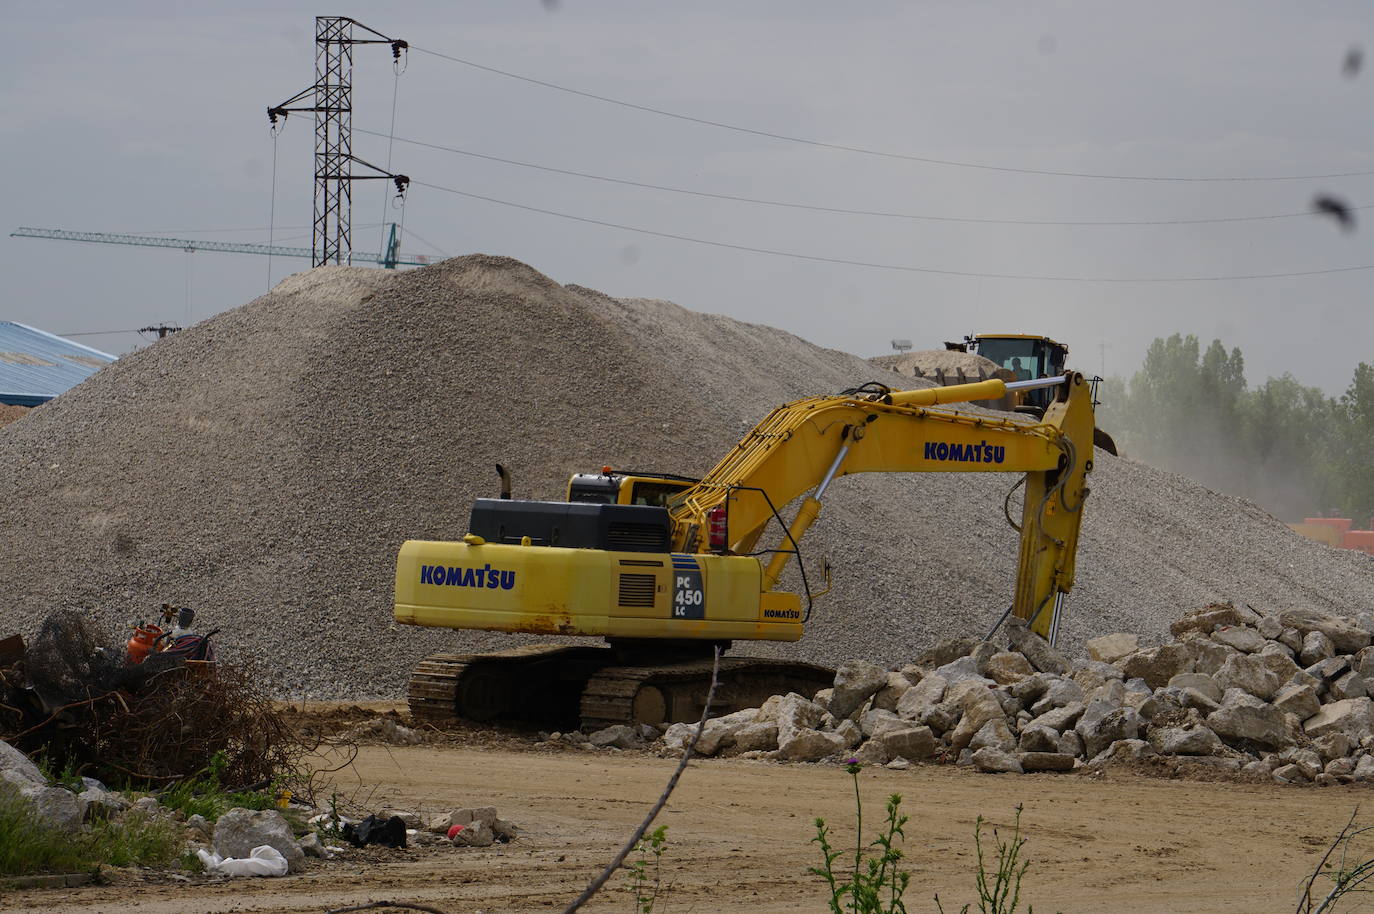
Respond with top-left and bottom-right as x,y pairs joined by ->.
811,763 -> 1053,914
810,759 -> 911,914
156,751 -> 277,821
0,792 -> 184,878
627,824 -> 670,913
936,806 -> 1049,914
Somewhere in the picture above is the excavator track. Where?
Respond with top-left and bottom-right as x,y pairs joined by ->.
407,644 -> 607,725
408,645 -> 834,731
579,656 -> 835,731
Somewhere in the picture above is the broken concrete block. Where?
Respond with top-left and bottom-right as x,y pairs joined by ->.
947,692 -> 1006,751
1185,636 -> 1237,677
853,738 -> 892,767
1027,702 -> 1085,733
971,747 -> 1023,774
869,672 -> 913,713
835,719 -> 863,749
778,728 -> 848,762
1206,691 -> 1290,751
1149,726 -> 1222,756
589,724 -> 644,750
915,638 -> 978,669
1087,739 -> 1156,766
1018,726 -> 1060,753
934,656 -> 993,688
879,726 -> 938,761
1009,672 -> 1054,704
1272,763 -> 1307,784
1214,653 -> 1281,702
1303,698 -> 1374,743
984,652 -> 1035,685
1086,633 -> 1139,664
1213,626 -> 1266,653
1005,619 -> 1069,674
1272,682 -> 1322,721
1331,671 -> 1369,701
453,821 -> 496,847
1019,751 -> 1076,772
214,808 -> 306,874
829,660 -> 890,720
732,721 -> 779,753
1057,729 -> 1085,758
775,694 -> 828,744
1255,649 -> 1301,683
1078,707 -> 1142,759
1312,732 -> 1353,764
1119,643 -> 1195,689
1029,679 -> 1085,715
1281,608 -> 1372,654
969,718 -> 1017,753
895,674 -> 947,722
1299,630 -> 1337,667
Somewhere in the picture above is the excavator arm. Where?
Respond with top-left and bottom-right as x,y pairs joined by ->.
668,373 -> 1096,643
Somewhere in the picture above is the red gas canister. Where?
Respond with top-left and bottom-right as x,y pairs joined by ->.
126,625 -> 162,664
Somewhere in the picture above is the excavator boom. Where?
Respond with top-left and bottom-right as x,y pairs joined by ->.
668,373 -> 1094,641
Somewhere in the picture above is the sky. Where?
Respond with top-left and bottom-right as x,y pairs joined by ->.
2,1 -> 1371,395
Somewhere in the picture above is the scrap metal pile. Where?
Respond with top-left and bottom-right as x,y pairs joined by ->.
0,609 -> 300,787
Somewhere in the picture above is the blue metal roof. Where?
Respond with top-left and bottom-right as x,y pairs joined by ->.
0,322 -> 115,406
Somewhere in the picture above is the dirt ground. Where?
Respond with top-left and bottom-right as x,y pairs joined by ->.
6,717 -> 1372,914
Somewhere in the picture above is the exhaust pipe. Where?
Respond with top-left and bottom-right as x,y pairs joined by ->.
496,464 -> 512,499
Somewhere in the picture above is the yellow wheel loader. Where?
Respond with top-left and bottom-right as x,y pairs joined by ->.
943,333 -> 1119,455
395,372 -> 1098,729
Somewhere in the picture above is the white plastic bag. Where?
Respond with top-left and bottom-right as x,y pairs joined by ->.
197,844 -> 290,877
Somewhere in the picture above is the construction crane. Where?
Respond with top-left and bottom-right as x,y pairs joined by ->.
9,225 -> 430,268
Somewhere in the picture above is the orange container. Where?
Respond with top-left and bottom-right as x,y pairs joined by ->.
125,625 -> 162,664
1343,530 -> 1374,556
1305,517 -> 1354,535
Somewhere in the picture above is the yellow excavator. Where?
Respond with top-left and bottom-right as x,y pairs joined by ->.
395,372 -> 1097,729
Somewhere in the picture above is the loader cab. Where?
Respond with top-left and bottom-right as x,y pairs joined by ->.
567,470 -> 697,507
967,335 -> 1069,411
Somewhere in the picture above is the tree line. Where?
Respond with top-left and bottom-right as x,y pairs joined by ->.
1096,334 -> 1374,525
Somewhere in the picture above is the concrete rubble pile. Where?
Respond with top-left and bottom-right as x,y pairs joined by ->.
625,603 -> 1374,785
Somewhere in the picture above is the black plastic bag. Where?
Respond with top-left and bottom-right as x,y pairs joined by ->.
343,814 -> 408,848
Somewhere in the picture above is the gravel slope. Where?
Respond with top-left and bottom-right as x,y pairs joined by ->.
0,255 -> 1369,697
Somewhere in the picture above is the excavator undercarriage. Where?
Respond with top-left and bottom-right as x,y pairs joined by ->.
407,642 -> 833,730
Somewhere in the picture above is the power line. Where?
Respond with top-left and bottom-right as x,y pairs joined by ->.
411,178 -> 1374,283
361,128 -> 1370,228
399,225 -> 449,257
411,44 -> 1374,184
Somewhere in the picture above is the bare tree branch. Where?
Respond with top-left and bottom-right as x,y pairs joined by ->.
1298,806 -> 1360,914
326,903 -> 451,914
560,645 -> 723,914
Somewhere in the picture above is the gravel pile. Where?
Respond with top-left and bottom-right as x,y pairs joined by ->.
0,255 -> 1369,698
0,404 -> 30,429
870,349 -> 1000,380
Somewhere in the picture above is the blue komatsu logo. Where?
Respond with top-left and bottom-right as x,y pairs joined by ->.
420,564 -> 516,590
923,441 -> 1006,464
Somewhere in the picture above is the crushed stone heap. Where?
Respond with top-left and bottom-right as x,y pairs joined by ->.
869,348 -> 1000,381
642,604 -> 1374,785
0,255 -> 1370,698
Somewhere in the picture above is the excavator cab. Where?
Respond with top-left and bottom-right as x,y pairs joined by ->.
567,470 -> 697,507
